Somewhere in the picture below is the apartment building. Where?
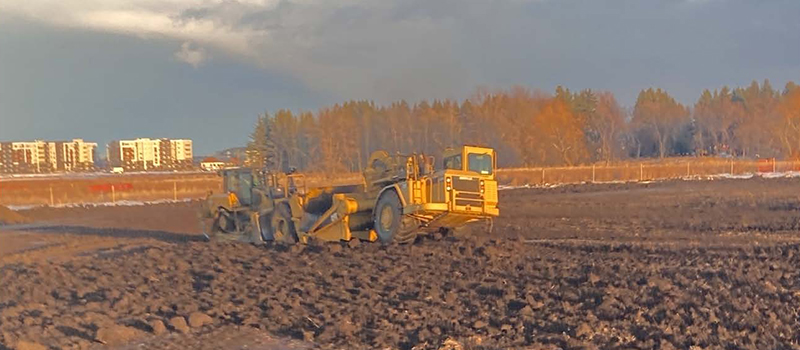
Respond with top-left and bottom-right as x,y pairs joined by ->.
107,138 -> 193,170
55,139 -> 97,171
159,139 -> 193,168
0,139 -> 97,173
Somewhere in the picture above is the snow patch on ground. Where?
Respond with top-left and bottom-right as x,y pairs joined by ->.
708,173 -> 755,180
759,171 -> 800,179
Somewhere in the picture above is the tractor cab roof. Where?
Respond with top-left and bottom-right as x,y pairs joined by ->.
443,145 -> 495,158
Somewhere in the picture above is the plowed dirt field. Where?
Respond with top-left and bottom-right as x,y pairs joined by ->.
2,178 -> 800,350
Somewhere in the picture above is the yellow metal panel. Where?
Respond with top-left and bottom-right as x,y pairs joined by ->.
483,180 -> 498,205
289,196 -> 304,218
421,203 -> 449,211
351,230 -> 378,242
312,216 -> 352,242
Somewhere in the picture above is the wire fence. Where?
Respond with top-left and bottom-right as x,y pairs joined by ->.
0,173 -> 221,208
0,172 -> 363,208
496,158 -> 797,186
1,158 -> 795,208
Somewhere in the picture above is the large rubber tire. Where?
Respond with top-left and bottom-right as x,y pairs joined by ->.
271,205 -> 298,244
206,209 -> 240,242
374,191 -> 417,244
217,210 -> 237,233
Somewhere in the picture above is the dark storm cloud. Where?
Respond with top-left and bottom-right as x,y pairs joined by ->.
163,0 -> 800,103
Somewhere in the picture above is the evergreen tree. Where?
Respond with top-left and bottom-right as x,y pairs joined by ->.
246,113 -> 278,171
631,88 -> 689,158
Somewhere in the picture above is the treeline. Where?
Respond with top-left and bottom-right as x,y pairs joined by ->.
246,80 -> 800,172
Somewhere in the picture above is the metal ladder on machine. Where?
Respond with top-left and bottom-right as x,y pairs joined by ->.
406,156 -> 425,204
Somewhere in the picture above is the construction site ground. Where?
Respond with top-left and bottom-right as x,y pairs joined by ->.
2,177 -> 800,350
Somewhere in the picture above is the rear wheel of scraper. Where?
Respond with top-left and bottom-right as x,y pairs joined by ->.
396,216 -> 420,244
271,205 -> 298,244
374,191 -> 417,244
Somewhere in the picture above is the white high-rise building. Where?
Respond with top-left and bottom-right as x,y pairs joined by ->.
59,139 -> 97,171
107,138 -> 193,170
169,139 -> 193,162
0,139 -> 96,173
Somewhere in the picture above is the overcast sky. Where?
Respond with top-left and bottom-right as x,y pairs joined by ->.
1,0 -> 798,155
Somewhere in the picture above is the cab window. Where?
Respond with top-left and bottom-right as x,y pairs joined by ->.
225,172 -> 239,193
240,173 -> 253,190
254,173 -> 264,187
238,172 -> 254,205
467,153 -> 493,175
443,155 -> 462,170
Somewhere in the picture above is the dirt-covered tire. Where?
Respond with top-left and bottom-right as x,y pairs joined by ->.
217,209 -> 237,233
396,217 -> 420,244
271,205 -> 298,244
374,191 -> 417,244
205,209 -> 241,242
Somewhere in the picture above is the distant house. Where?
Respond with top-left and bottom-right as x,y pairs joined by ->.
200,157 -> 225,172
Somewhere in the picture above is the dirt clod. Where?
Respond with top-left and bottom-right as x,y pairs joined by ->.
575,322 -> 592,338
14,341 -> 47,350
169,316 -> 190,334
188,312 -> 213,328
95,324 -> 140,346
149,319 -> 167,335
438,338 -> 463,350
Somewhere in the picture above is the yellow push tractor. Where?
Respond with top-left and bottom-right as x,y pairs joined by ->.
201,145 -> 499,244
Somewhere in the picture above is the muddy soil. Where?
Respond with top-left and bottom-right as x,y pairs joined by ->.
2,178 -> 800,349
0,203 -> 202,264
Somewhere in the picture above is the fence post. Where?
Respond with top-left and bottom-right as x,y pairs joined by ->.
542,168 -> 546,185
773,158 -> 777,173
49,185 -> 54,206
730,159 -> 734,175
592,164 -> 596,182
173,181 -> 177,201
686,162 -> 690,177
111,185 -> 116,204
640,163 -> 644,181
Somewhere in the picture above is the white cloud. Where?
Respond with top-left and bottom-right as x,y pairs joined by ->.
0,1 -> 261,57
174,41 -> 208,68
0,0 -> 472,101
